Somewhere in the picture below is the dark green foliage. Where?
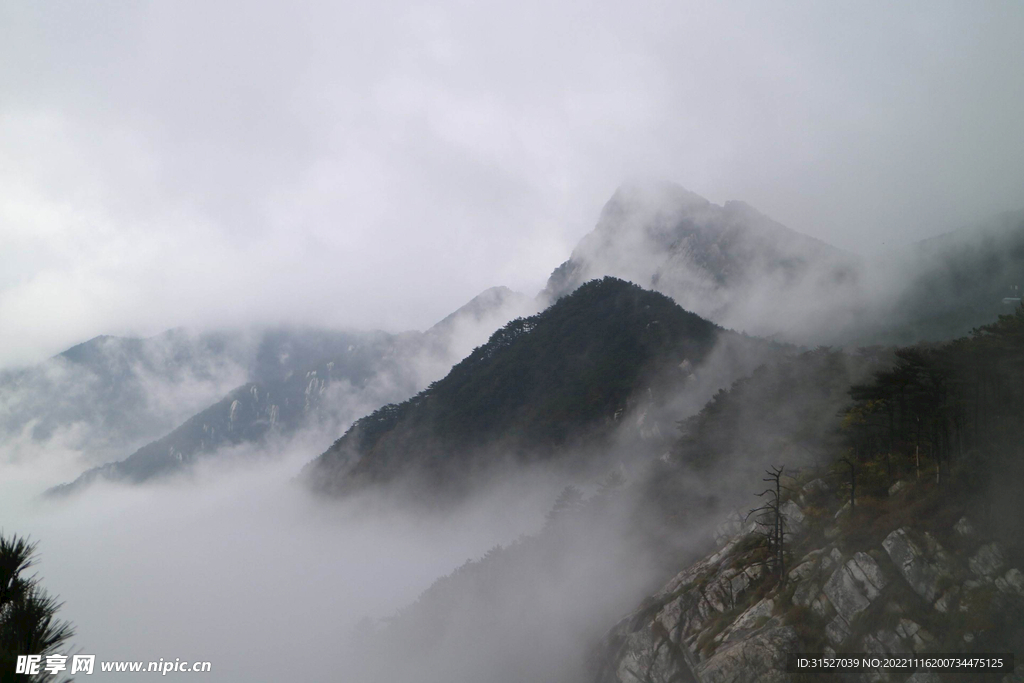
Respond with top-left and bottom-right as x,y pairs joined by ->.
0,534 -> 74,683
307,278 -> 722,494
843,305 -> 1024,546
545,485 -> 585,527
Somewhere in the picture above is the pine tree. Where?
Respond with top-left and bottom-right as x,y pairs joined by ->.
0,534 -> 75,683
544,485 -> 585,528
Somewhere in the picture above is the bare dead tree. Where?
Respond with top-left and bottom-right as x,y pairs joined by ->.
746,465 -> 786,584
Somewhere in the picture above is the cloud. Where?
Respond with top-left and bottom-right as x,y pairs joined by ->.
1,0 -> 1022,368
0,433 -> 576,681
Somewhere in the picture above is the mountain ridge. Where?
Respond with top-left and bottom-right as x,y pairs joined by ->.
302,277 -> 738,499
46,286 -> 536,495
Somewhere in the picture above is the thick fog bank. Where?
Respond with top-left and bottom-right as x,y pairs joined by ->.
0,446 -> 568,682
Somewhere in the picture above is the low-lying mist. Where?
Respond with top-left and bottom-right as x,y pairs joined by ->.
0,296 -> 887,682
0,443 -> 558,680
2,433 -> 674,682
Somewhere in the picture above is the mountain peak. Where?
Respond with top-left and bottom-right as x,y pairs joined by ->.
303,277 -> 725,499
426,286 -> 538,344
602,181 -> 711,220
542,182 -> 855,341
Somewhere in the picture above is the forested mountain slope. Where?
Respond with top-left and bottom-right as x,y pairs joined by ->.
349,308 -> 1024,683
303,278 -> 748,497
600,306 -> 1024,683
48,287 -> 534,494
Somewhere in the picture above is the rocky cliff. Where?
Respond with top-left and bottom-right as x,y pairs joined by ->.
592,473 -> 1024,683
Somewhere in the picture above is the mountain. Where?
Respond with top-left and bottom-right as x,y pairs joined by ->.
542,182 -> 860,342
428,286 -> 538,341
346,307 -> 1024,683
543,182 -> 1024,346
47,286 -> 536,494
877,208 -> 1024,344
303,278 -> 747,498
593,473 -> 1024,683
46,330 -> 424,494
0,329 -> 251,464
599,306 -> 1024,683
420,285 -> 540,373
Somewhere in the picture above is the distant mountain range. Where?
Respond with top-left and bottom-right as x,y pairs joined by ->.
543,182 -> 1024,345
875,208 -> 1024,343
13,181 -> 1024,683
28,182 -> 1024,496
44,287 -> 537,495
0,329 -> 251,464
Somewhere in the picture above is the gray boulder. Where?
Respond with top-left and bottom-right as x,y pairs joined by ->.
825,614 -> 852,646
882,528 -> 952,603
995,568 -> 1024,596
820,547 -> 843,573
954,516 -> 976,538
823,552 -> 887,622
791,581 -> 819,608
894,618 -> 936,651
780,499 -> 807,536
788,559 -> 817,582
862,628 -> 902,656
969,542 -> 1007,578
933,585 -> 961,613
697,625 -> 798,683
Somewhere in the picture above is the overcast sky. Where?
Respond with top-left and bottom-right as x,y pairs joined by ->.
2,0 -> 1022,367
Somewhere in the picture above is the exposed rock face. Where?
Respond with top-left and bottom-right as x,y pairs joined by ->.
714,511 -> 755,546
594,532 -> 775,683
697,625 -> 798,683
825,613 -> 853,647
862,627 -> 902,656
894,618 -> 936,651
954,516 -> 977,538
995,568 -> 1024,596
593,502 -> 816,683
882,528 -> 953,603
969,543 -> 1007,579
823,552 -> 887,623
593,492 -> 1024,683
779,500 -> 806,536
